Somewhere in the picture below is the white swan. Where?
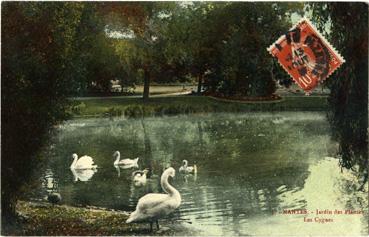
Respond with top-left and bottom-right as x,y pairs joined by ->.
70,153 -> 97,170
132,169 -> 149,187
126,167 -> 181,231
113,151 -> 139,168
179,160 -> 197,174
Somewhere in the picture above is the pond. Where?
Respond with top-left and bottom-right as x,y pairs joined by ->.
29,112 -> 368,235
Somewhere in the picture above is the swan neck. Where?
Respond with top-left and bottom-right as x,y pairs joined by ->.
114,153 -> 120,165
71,166 -> 78,181
114,157 -> 120,164
161,173 -> 179,198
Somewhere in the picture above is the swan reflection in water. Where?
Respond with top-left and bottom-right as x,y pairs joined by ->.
182,172 -> 197,183
132,169 -> 150,187
115,164 -> 140,177
128,173 -> 160,208
115,165 -> 121,177
119,163 -> 139,169
126,167 -> 181,231
71,168 -> 97,182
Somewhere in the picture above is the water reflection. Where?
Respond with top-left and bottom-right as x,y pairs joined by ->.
31,112 -> 367,235
71,168 -> 97,182
114,165 -> 121,177
180,173 -> 198,183
128,176 -> 160,207
243,157 -> 368,236
119,163 -> 139,169
42,169 -> 59,194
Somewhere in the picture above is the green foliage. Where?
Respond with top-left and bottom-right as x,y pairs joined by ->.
107,2 -> 303,98
70,102 -> 86,115
214,3 -> 299,96
104,2 -> 183,100
69,96 -> 328,119
163,2 -> 302,97
309,3 -> 368,173
1,2 -> 93,223
1,4 -> 136,221
68,5 -> 127,96
105,107 -> 123,117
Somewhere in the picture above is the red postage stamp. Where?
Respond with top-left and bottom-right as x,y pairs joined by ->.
267,18 -> 345,94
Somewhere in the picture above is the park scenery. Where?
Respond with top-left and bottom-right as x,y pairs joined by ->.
1,2 -> 368,236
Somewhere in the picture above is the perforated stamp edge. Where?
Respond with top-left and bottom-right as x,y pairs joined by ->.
267,17 -> 345,88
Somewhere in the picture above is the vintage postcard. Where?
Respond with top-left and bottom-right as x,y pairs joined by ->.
2,1 -> 368,236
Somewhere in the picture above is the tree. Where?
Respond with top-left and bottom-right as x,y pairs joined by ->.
86,35 -> 124,94
163,2 -> 216,94
164,2 -> 302,97
209,3 -> 302,97
100,2 -> 177,101
68,4 -> 126,96
309,3 -> 368,178
1,2 -> 91,227
112,38 -> 141,90
66,3 -> 102,95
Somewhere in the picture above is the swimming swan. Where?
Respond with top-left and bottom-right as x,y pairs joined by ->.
70,154 -> 97,170
126,167 -> 181,231
179,160 -> 197,174
132,169 -> 149,187
113,151 -> 139,167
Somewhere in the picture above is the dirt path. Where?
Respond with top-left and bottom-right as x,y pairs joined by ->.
72,90 -> 193,101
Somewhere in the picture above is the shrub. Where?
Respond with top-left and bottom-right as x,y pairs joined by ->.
105,107 -> 123,117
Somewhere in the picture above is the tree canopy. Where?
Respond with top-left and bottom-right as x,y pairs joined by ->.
2,2 -> 86,223
309,2 -> 368,176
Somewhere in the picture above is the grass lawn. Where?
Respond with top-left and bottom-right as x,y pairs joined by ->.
69,95 -> 328,119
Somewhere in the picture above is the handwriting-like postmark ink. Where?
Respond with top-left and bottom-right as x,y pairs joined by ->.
267,18 -> 345,94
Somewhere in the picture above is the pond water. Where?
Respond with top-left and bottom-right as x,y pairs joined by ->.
30,112 -> 368,235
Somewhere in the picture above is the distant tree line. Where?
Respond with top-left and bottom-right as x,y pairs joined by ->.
2,2 -> 299,99
108,2 -> 299,98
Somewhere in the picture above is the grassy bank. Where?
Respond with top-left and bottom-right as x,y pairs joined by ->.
69,95 -> 328,119
8,201 -> 194,236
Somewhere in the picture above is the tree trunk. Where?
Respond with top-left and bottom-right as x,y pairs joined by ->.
141,119 -> 153,171
143,68 -> 150,101
270,61 -> 274,81
197,121 -> 204,149
197,74 -> 203,94
1,193 -> 17,233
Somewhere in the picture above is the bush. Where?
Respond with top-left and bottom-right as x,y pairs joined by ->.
105,107 -> 123,117
123,105 -> 144,118
71,102 -> 86,115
